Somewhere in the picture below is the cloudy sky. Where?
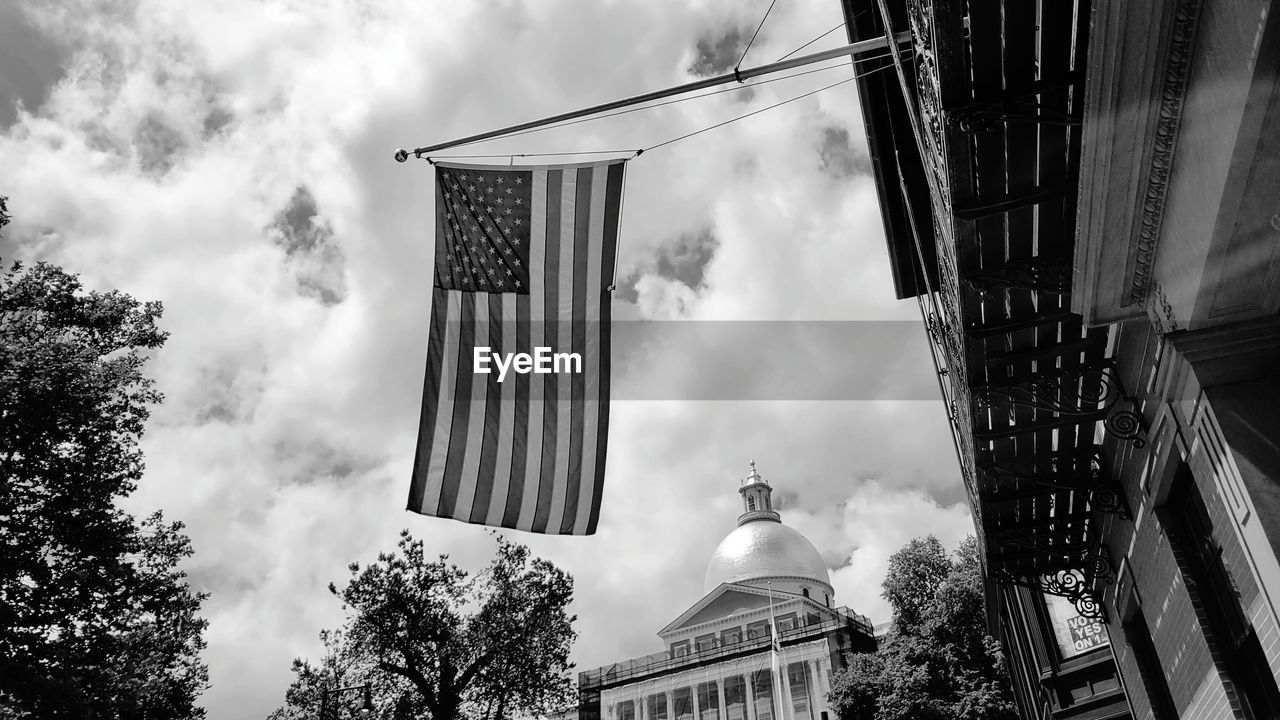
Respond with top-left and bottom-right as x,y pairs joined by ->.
0,0 -> 974,716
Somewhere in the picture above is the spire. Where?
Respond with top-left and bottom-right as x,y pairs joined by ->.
737,460 -> 781,526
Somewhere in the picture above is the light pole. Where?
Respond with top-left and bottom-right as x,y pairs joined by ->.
319,682 -> 374,720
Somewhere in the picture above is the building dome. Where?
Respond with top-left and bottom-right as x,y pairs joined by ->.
702,462 -> 833,598
703,519 -> 832,593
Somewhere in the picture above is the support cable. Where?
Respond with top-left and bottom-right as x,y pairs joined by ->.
643,61 -> 894,154
775,22 -> 844,62
736,0 -> 782,72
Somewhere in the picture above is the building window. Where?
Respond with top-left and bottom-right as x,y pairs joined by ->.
697,681 -> 719,720
776,613 -> 797,632
618,701 -> 635,720
751,670 -> 775,720
747,497 -> 757,511
746,620 -> 769,640
1164,462 -> 1280,719
802,588 -> 809,598
1123,604 -> 1177,720
673,688 -> 694,720
695,633 -> 717,653
723,676 -> 747,720
647,694 -> 668,720
721,627 -> 742,646
671,641 -> 690,658
805,613 -> 821,626
787,662 -> 813,720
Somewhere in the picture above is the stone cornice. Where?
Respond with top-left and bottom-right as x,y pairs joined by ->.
1126,0 -> 1204,308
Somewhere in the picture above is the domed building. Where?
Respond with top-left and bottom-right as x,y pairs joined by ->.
577,463 -> 876,720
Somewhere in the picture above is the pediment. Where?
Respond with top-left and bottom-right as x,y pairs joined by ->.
676,589 -> 772,628
660,583 -> 807,635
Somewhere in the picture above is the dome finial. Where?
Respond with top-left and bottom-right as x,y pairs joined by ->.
745,460 -> 762,484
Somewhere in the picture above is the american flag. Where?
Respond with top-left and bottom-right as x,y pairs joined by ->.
407,159 -> 626,535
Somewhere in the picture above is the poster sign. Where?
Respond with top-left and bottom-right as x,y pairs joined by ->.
1043,592 -> 1109,658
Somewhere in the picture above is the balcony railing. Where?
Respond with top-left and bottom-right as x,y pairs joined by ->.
579,608 -> 871,691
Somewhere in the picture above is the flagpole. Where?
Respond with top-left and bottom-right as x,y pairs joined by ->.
394,32 -> 910,161
767,582 -> 789,720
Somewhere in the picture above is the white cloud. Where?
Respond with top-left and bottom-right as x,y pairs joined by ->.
0,0 -> 969,716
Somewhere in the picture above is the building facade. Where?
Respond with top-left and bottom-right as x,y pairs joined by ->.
577,464 -> 876,720
841,0 -> 1280,718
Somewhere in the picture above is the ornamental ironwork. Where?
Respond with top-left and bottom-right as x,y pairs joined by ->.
993,551 -> 1116,621
972,364 -> 1148,447
988,527 -> 1092,558
906,0 -> 951,217
963,256 -> 1072,295
946,101 -> 1081,133
977,450 -> 1130,518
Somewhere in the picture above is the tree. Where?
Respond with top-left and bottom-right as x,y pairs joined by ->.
0,258 -> 209,718
271,531 -> 577,720
828,536 -> 1017,720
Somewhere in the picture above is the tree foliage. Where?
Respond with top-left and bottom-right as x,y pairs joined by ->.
828,536 -> 1017,720
0,259 -> 209,718
271,531 -> 577,720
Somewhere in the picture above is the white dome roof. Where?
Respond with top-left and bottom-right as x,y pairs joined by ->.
704,519 -> 831,594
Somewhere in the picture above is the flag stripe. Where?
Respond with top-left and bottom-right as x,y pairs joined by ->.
408,286 -> 449,511
503,292 -> 532,527
587,161 -> 624,533
420,291 -> 461,514
486,293 -> 518,526
517,170 -> 549,532
438,291 -> 477,517
533,169 -> 564,533
547,169 -> 577,533
467,293 -> 504,522
574,166 -> 608,532
453,292 -> 490,522
561,166 -> 592,533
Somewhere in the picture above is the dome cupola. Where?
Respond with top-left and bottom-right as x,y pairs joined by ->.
738,460 -> 780,525
703,462 -> 834,603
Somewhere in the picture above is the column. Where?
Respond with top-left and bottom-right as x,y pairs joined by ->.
717,675 -> 728,720
778,662 -> 792,720
666,690 -> 674,720
814,658 -> 830,699
744,672 -> 757,720
808,659 -> 824,717
692,680 -> 701,720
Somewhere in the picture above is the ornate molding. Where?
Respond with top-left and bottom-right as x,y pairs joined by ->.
1147,280 -> 1181,333
1126,0 -> 1204,307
